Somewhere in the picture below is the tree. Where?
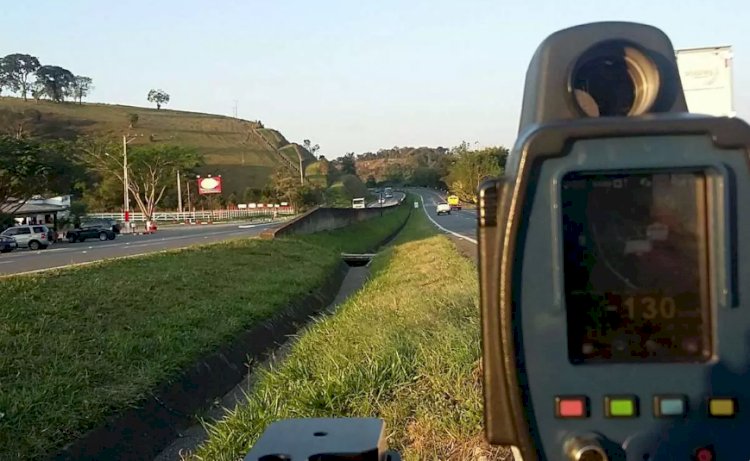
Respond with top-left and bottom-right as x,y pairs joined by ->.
0,54 -> 40,101
128,113 -> 139,129
35,65 -> 75,102
445,143 -> 509,203
30,81 -> 45,103
410,166 -> 443,188
271,167 -> 301,204
69,75 -> 93,104
339,152 -> 356,175
303,139 -> 320,156
383,163 -> 406,185
0,136 -> 51,213
41,139 -> 91,196
365,175 -> 377,187
242,186 -> 261,203
271,167 -> 322,211
147,89 -> 170,110
77,138 -> 203,219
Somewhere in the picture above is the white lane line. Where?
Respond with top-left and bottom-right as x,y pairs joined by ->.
0,260 -> 15,265
419,193 -> 477,244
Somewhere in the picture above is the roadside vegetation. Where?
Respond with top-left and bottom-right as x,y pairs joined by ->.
192,205 -> 510,461
0,203 -> 409,460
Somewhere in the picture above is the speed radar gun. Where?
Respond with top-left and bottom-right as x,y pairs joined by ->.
242,22 -> 750,461
477,21 -> 750,461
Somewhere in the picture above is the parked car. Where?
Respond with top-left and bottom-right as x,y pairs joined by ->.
436,202 -> 452,215
0,235 -> 17,253
67,225 -> 116,243
0,225 -> 52,250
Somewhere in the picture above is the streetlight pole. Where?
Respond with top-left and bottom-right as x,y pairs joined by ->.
122,133 -> 142,232
177,170 -> 183,213
123,135 -> 130,215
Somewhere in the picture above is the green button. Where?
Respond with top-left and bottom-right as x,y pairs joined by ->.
609,398 -> 635,416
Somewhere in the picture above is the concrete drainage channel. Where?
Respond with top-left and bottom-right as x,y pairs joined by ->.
153,253 -> 375,460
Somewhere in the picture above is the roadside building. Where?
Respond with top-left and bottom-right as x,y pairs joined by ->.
0,195 -> 71,231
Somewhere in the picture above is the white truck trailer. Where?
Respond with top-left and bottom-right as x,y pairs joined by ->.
675,46 -> 735,117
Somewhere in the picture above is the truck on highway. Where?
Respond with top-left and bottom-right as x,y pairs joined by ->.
384,187 -> 393,198
676,46 -> 734,117
447,194 -> 461,211
352,198 -> 366,209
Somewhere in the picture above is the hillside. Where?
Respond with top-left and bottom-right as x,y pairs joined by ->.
0,97 -> 316,194
351,146 -> 452,186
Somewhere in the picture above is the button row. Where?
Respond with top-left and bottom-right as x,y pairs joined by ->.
555,395 -> 737,419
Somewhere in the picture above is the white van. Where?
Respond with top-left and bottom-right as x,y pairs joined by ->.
352,198 -> 366,209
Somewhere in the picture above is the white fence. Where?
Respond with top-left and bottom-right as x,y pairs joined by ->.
86,207 -> 296,223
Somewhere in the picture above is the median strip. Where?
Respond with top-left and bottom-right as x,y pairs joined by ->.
0,202 -> 410,460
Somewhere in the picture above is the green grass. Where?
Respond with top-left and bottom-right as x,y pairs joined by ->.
191,203 -> 511,461
0,97 -> 300,193
296,201 -> 410,254
0,209 -> 410,460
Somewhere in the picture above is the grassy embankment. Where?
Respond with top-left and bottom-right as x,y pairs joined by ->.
0,202 -> 409,460
0,97 -> 316,193
192,202 -> 511,460
325,174 -> 374,207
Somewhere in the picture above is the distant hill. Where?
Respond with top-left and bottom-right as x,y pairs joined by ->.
0,97 -> 316,194
352,146 -> 451,186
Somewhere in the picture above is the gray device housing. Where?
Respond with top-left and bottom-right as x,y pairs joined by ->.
478,21 -> 750,461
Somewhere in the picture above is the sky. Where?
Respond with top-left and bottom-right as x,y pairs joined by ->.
1,0 -> 748,158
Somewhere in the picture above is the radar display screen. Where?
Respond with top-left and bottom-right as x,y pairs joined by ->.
562,171 -> 711,363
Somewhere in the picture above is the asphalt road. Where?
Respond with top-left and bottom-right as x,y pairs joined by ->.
414,188 -> 477,243
367,191 -> 405,208
0,221 -> 284,276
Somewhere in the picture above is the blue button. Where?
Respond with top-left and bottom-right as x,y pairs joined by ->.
660,399 -> 685,415
655,396 -> 687,417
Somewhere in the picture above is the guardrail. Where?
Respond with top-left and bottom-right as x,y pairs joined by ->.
86,207 -> 296,223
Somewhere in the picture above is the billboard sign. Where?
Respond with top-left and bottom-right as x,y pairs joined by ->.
197,175 -> 222,195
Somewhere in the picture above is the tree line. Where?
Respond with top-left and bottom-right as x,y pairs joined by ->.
0,52 -> 172,110
0,53 -> 93,104
337,142 -> 509,203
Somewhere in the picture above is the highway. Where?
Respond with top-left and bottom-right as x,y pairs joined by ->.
1,191 -> 404,276
367,191 -> 405,208
415,188 -> 477,243
0,221 -> 283,276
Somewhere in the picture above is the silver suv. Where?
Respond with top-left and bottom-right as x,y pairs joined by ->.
1,225 -> 52,250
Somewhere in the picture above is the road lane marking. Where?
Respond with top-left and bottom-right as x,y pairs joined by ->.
0,260 -> 15,265
419,193 -> 477,244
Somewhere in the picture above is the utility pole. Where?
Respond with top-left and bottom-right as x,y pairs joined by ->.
122,133 -> 142,232
299,156 -> 304,185
177,170 -> 183,213
186,179 -> 191,213
122,135 -> 130,215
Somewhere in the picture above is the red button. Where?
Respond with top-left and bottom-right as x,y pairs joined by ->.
694,446 -> 714,461
556,396 -> 588,418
